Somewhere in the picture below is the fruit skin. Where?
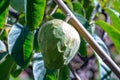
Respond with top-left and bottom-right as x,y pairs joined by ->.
38,19 -> 80,69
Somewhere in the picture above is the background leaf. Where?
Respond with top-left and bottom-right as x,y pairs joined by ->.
74,13 -> 91,57
26,0 -> 46,30
74,13 -> 91,33
52,12 -> 65,20
112,0 -> 120,13
58,65 -> 70,80
105,8 -> 120,31
0,55 -> 15,80
72,1 -> 85,16
0,0 -> 10,29
96,20 -> 120,53
64,0 -> 73,11
82,0 -> 94,20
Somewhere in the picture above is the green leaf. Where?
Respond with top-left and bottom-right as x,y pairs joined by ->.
78,36 -> 87,57
11,64 -> 22,78
33,28 -> 40,52
64,0 -> 73,11
74,13 -> 91,33
96,20 -> 120,53
8,23 -> 34,68
10,75 -> 20,80
82,0 -> 94,20
92,34 -> 111,79
112,0 -> 120,13
105,8 -> 120,31
44,69 -> 58,80
0,0 -> 10,29
0,55 -> 15,80
74,13 -> 92,56
58,65 -> 69,80
33,52 -> 46,80
26,0 -> 46,30
52,12 -> 66,20
72,1 -> 85,16
10,0 -> 25,13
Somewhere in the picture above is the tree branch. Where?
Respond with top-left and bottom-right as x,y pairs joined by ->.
54,0 -> 120,79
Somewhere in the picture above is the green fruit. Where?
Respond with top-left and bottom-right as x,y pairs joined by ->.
38,19 -> 80,69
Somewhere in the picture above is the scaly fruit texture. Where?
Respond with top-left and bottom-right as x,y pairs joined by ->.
38,19 -> 80,69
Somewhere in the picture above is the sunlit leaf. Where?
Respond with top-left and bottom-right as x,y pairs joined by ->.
0,40 -> 6,53
43,69 -> 58,80
8,23 -> 34,68
64,0 -> 73,11
72,1 -> 85,16
0,0 -> 10,29
112,0 -> 120,13
105,8 -> 120,31
26,0 -> 46,30
96,20 -> 120,53
33,52 -> 46,80
92,34 -> 111,79
82,0 -> 94,20
10,75 -> 20,80
98,0 -> 109,8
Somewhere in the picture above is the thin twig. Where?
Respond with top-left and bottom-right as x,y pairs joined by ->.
4,23 -> 12,27
64,14 -> 71,22
50,5 -> 58,16
0,27 -> 5,36
68,63 -> 81,80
